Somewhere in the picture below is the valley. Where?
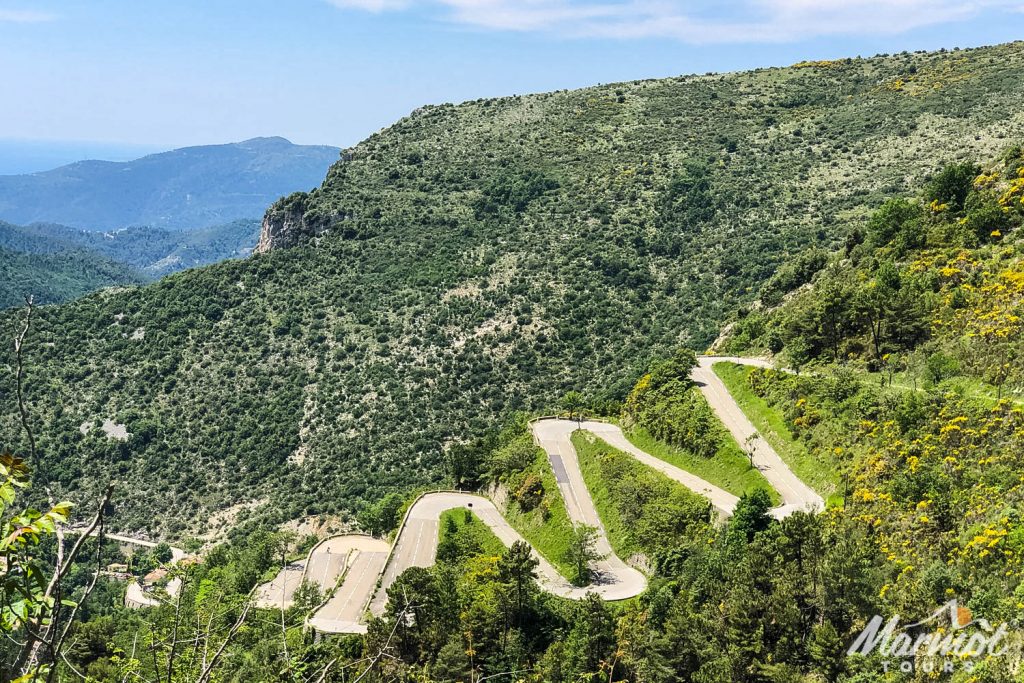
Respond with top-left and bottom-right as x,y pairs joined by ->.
0,219 -> 261,306
0,137 -> 340,308
5,43 -> 1024,539
5,36 -> 1024,683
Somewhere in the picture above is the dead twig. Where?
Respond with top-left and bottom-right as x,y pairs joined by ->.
13,296 -> 37,461
194,587 -> 258,683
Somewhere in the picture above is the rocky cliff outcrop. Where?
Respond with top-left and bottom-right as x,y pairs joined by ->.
255,191 -> 329,253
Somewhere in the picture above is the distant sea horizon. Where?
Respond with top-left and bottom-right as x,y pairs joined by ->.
0,138 -> 167,175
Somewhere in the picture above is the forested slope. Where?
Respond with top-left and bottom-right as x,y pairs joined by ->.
3,43 -> 1024,536
0,219 -> 261,308
0,246 -> 144,308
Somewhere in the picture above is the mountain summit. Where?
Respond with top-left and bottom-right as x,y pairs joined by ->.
0,137 -> 340,230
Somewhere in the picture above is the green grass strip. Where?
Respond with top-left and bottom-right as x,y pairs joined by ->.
712,361 -> 839,495
623,421 -> 779,505
572,431 -> 714,562
500,445 -> 576,578
439,508 -> 506,557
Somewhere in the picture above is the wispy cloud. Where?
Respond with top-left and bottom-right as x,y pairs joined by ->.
324,0 -> 1018,43
326,0 -> 410,13
0,8 -> 56,22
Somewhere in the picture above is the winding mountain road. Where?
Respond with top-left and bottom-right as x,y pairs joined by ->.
254,562 -> 305,610
367,493 -> 645,619
304,536 -> 390,634
255,355 -> 823,634
68,529 -> 189,609
693,356 -> 824,518
548,419 -> 739,516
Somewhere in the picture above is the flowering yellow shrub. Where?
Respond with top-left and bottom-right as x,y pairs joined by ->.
974,170 -> 1000,189
999,166 -> 1024,209
792,59 -> 844,69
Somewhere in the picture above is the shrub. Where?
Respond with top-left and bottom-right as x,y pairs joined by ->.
925,162 -> 980,213
514,473 -> 544,512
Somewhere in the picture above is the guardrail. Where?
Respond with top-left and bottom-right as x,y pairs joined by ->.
697,354 -> 790,373
298,532 -> 379,630
358,488 -> 475,619
526,414 -> 615,447
527,414 -> 614,425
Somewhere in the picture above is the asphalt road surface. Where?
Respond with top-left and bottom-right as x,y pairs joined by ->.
692,356 -> 825,517
307,536 -> 390,634
254,561 -> 306,609
265,355 -> 825,633
125,577 -> 183,609
304,536 -> 356,592
366,491 -> 646,625
566,420 -> 739,516
258,535 -> 390,633
72,532 -> 189,610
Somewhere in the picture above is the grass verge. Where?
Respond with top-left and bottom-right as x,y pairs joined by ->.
439,508 -> 505,557
623,419 -> 779,505
571,432 -> 634,558
571,431 -> 713,563
500,443 -> 576,578
712,361 -> 839,495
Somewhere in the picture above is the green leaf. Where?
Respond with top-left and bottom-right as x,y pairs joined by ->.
10,599 -> 28,621
0,482 -> 15,505
50,502 -> 73,520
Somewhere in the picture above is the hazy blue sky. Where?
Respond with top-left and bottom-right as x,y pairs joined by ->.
1,0 -> 1023,160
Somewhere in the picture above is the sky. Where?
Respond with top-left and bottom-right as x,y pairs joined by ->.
1,0 -> 1023,171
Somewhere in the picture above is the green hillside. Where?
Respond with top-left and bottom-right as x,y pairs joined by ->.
4,43 -> 1024,537
0,246 -> 144,308
721,143 -> 1024,383
0,219 -> 261,307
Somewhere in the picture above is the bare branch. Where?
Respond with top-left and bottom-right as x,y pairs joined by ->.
194,587 -> 257,683
16,483 -> 115,675
279,556 -> 290,673
60,650 -> 89,681
46,506 -> 109,683
13,296 -> 37,461
164,578 -> 185,683
119,631 -> 140,683
309,658 -> 337,683
346,596 -> 412,683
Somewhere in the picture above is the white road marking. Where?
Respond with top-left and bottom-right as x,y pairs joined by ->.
286,356 -> 824,634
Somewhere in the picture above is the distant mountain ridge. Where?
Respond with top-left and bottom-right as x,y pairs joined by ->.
0,137 -> 340,230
